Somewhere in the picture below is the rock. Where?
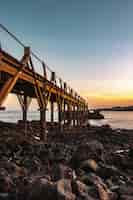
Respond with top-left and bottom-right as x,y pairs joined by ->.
0,175 -> 13,193
97,164 -> 119,180
120,195 -> 133,200
80,159 -> 98,173
101,124 -> 111,130
56,179 -> 76,200
12,163 -> 27,178
118,185 -> 133,196
71,140 -> 104,169
72,180 -> 95,200
96,183 -> 109,200
80,175 -> 93,186
108,192 -> 118,200
51,163 -> 73,181
80,173 -> 110,200
27,178 -> 56,200
128,146 -> 133,158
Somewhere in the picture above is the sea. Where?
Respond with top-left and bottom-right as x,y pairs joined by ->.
0,110 -> 133,130
90,111 -> 133,130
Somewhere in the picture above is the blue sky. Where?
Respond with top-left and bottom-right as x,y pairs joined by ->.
1,0 -> 133,108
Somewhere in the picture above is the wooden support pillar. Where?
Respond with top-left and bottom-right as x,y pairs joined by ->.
58,103 -> 61,123
23,95 -> 28,136
80,106 -> 83,125
73,105 -> 76,126
75,105 -> 77,126
23,95 -> 28,122
17,94 -> 31,122
39,61 -> 47,141
40,108 -> 47,141
63,101 -> 66,125
77,106 -> 80,126
67,104 -> 71,126
17,94 -> 32,135
79,107 -> 82,125
51,101 -> 54,123
58,102 -> 62,123
58,101 -> 63,132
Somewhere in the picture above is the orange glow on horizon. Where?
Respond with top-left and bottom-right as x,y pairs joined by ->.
84,94 -> 133,108
3,86 -> 133,110
79,80 -> 133,108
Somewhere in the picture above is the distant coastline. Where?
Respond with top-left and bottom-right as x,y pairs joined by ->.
96,106 -> 133,111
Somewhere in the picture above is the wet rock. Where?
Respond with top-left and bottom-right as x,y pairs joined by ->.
56,179 -> 76,200
128,146 -> 133,158
120,195 -> 133,200
72,179 -> 96,200
27,178 -> 56,200
96,183 -> 109,200
80,159 -> 99,173
71,140 -> 104,169
0,174 -> 13,193
97,164 -> 120,180
118,185 -> 133,196
80,173 -> 110,200
51,163 -> 73,181
108,192 -> 118,200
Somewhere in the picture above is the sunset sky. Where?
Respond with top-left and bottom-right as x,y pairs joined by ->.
1,0 -> 133,109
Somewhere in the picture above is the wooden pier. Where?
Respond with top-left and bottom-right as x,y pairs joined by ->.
0,24 -> 88,140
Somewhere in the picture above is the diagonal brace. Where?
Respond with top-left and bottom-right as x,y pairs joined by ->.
0,47 -> 30,106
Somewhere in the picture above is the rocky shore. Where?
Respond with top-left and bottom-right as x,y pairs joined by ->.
0,121 -> 133,199
88,111 -> 104,120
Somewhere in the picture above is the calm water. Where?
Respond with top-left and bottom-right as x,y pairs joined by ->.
0,110 -> 58,123
90,111 -> 133,129
0,110 -> 133,129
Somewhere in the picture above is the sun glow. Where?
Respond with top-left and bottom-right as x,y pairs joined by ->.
80,80 -> 133,108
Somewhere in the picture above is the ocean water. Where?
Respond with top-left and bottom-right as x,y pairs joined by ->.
90,111 -> 133,129
0,110 -> 58,123
0,110 -> 133,130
